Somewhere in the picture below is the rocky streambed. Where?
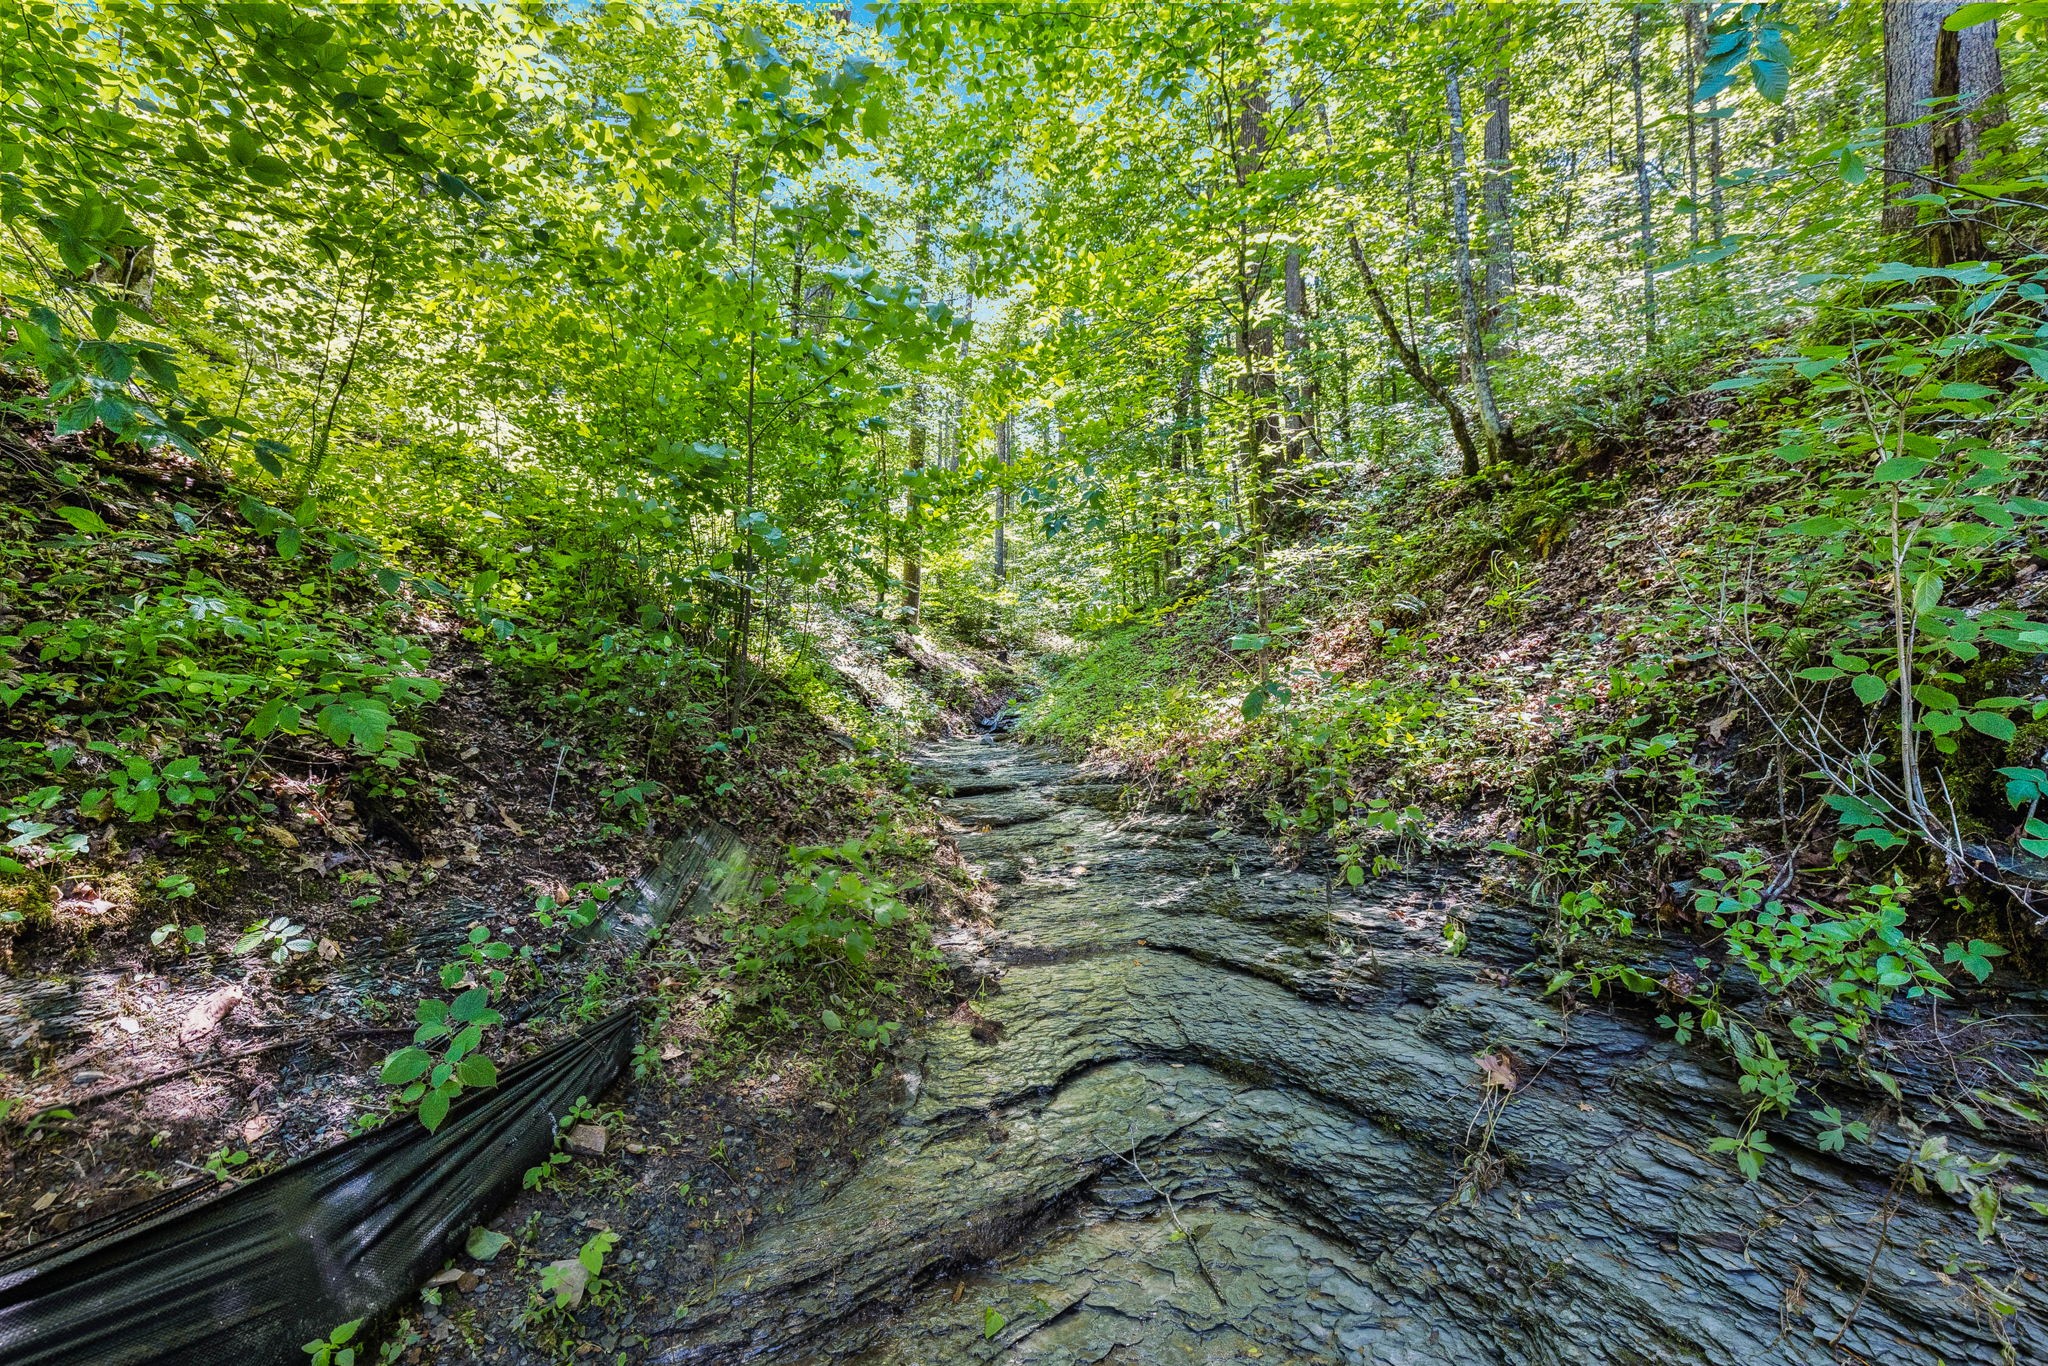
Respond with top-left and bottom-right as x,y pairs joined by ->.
650,737 -> 2040,1365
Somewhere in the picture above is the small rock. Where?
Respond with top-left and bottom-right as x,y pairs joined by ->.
567,1123 -> 608,1157
114,1017 -> 141,1035
425,1268 -> 464,1288
72,1070 -> 106,1086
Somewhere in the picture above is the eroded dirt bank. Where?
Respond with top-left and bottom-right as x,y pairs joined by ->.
652,737 -> 2039,1366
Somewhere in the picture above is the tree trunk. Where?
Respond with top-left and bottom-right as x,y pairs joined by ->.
993,414 -> 1010,585
1283,245 -> 1315,463
1447,66 -> 1514,466
902,219 -> 931,621
1322,100 -> 1481,476
1629,5 -> 1659,347
1346,228 -> 1482,477
1683,4 -> 1703,250
1232,84 -> 1284,531
1322,272 -> 1355,452
300,281 -> 374,497
1884,1 -> 2003,248
902,386 -> 923,620
1172,324 -> 1203,474
1481,62 -> 1513,338
1930,23 -> 1980,263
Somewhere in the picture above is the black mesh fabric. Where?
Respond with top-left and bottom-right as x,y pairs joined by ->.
0,1009 -> 637,1365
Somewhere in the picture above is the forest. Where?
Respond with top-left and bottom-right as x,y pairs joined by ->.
5,2 -> 2048,1363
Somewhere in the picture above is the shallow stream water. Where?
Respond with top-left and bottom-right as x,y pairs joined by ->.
650,737 -> 2037,1365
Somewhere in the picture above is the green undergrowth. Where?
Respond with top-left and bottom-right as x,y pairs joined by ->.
1027,259 -> 2048,1228
698,820 -> 955,1065
0,434 -> 964,956
1,448 -> 449,917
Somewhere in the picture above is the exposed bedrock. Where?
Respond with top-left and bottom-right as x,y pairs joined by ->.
653,740 -> 2040,1366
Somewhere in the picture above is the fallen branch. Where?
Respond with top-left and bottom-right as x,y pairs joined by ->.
26,1026 -> 412,1119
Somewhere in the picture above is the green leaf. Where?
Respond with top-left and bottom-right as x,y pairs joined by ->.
1750,58 -> 1788,103
456,1053 -> 498,1088
449,986 -> 492,1022
245,697 -> 299,739
1971,1184 -> 1999,1241
1851,673 -> 1888,705
2000,767 -> 2047,807
466,1227 -> 512,1262
448,1023 -> 486,1061
1945,3 -> 2007,30
418,1088 -> 452,1132
1913,683 -> 1960,711
1966,711 -> 2017,742
55,505 -> 111,535
1873,456 -> 1929,482
315,697 -> 393,753
1944,938 -> 2007,983
380,1047 -> 432,1085
821,1008 -> 843,1031
983,1307 -> 1007,1340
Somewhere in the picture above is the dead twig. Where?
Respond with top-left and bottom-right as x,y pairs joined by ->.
27,1026 -> 411,1118
1094,1132 -> 1225,1306
1827,1170 -> 1906,1350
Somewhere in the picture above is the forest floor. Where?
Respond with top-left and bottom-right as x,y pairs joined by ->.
1,428 -> 1023,1362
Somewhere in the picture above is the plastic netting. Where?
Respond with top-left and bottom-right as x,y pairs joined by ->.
0,1009 -> 637,1365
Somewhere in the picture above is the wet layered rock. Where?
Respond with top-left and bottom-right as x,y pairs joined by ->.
653,740 -> 2041,1365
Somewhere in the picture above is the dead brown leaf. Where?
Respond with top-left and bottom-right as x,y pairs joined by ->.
1476,1050 -> 1520,1093
179,985 -> 245,1048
